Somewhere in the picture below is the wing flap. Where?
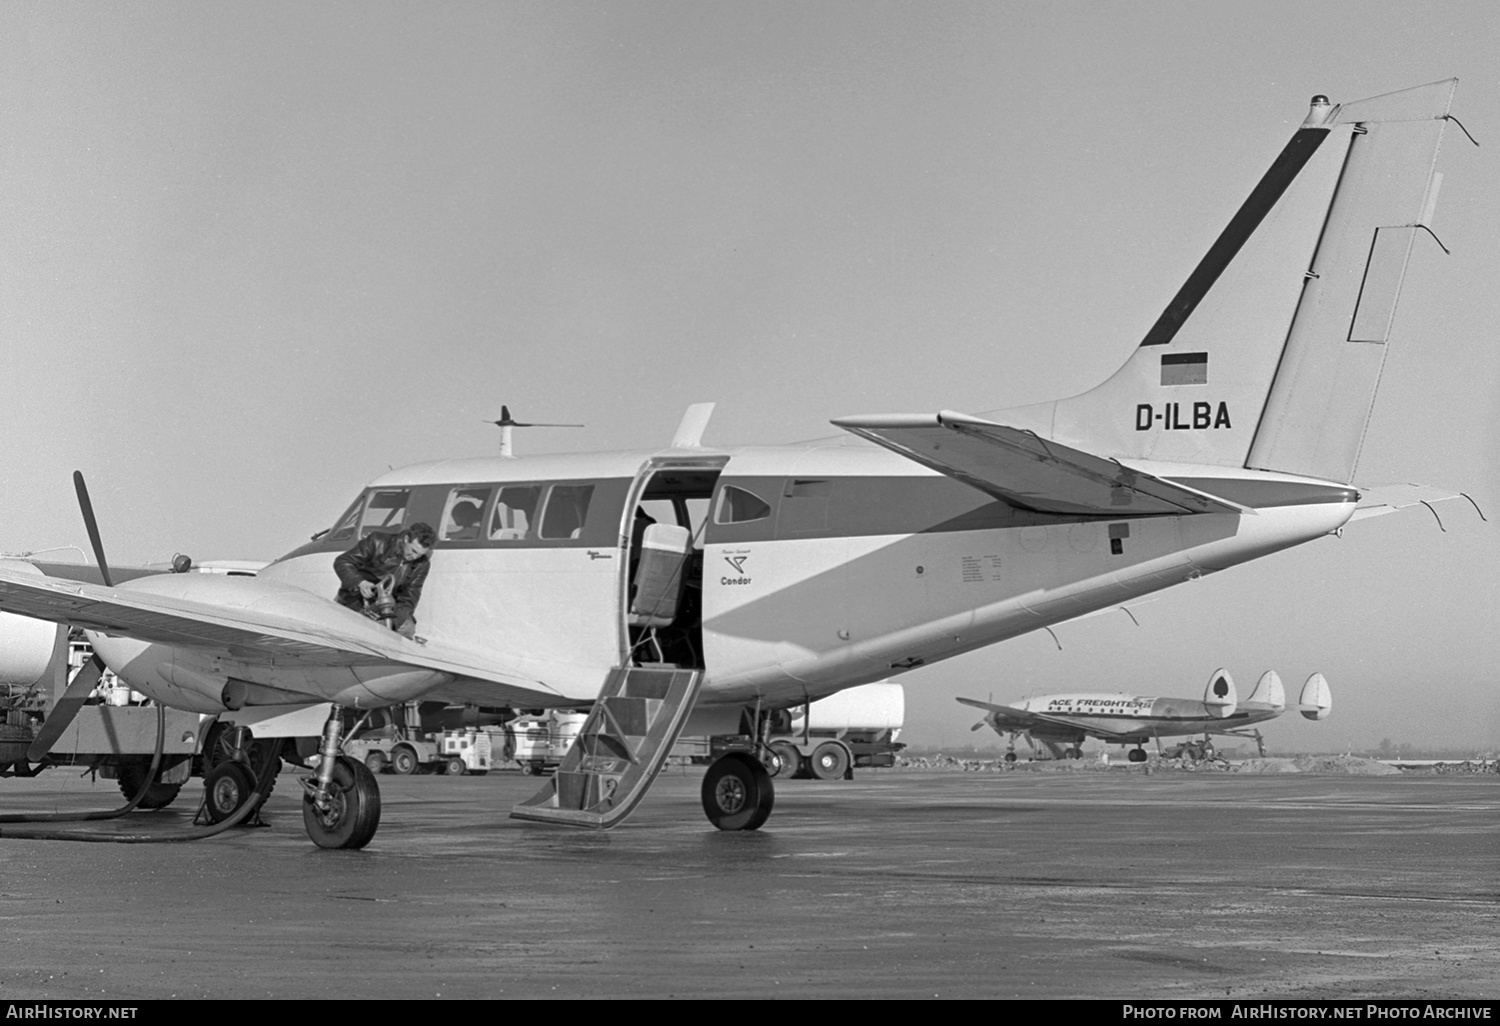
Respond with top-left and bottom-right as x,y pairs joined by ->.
833,411 -> 1242,516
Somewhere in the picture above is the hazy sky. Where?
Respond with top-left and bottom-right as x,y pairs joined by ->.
2,1 -> 1497,751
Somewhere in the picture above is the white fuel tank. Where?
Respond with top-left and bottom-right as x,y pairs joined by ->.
790,682 -> 904,732
0,561 -> 62,687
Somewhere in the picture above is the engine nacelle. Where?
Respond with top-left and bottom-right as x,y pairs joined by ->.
0,561 -> 64,687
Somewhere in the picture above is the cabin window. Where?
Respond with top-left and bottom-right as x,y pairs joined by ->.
539,484 -> 595,540
490,485 -> 543,541
359,489 -> 411,537
440,486 -> 491,542
715,485 -> 771,524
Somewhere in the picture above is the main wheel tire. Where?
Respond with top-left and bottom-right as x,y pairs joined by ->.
444,757 -> 465,776
769,742 -> 801,779
203,761 -> 256,824
116,757 -> 183,810
1128,748 -> 1147,763
1064,747 -> 1083,760
364,751 -> 387,774
701,753 -> 774,831
809,742 -> 850,781
303,756 -> 381,850
1003,751 -> 1018,764
391,747 -> 420,775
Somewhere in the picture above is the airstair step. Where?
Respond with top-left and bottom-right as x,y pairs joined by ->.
510,666 -> 702,829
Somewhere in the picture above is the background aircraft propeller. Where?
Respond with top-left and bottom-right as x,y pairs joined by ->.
26,472 -> 115,761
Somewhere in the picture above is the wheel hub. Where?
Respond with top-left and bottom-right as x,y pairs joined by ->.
713,776 -> 747,814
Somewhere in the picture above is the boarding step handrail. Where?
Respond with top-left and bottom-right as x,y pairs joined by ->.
510,666 -> 702,829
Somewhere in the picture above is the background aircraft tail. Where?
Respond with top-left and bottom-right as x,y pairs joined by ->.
1202,668 -> 1237,718
1243,670 -> 1286,713
1297,672 -> 1333,720
998,81 -> 1456,484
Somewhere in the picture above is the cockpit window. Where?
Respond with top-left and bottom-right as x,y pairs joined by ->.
539,484 -> 595,540
490,485 -> 542,541
440,486 -> 491,542
359,489 -> 411,536
714,485 -> 771,524
327,496 -> 364,543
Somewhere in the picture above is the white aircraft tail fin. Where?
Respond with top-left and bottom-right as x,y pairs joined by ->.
1297,672 -> 1333,721
1244,670 -> 1286,713
1203,667 -> 1237,719
995,80 -> 1457,483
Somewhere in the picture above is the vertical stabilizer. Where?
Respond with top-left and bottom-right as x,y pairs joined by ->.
1202,668 -> 1237,718
1244,670 -> 1286,712
1247,81 -> 1455,481
1297,673 -> 1333,721
995,81 -> 1455,480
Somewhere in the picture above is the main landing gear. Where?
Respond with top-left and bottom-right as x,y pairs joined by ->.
301,706 -> 381,849
701,752 -> 774,831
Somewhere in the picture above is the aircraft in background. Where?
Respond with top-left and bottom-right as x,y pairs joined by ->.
958,670 -> 1332,763
0,80 -> 1474,848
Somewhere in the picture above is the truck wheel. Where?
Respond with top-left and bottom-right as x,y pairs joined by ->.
391,746 -> 419,775
809,742 -> 850,781
364,751 -> 387,774
770,742 -> 801,779
203,761 -> 255,824
444,757 -> 465,776
701,753 -> 774,831
303,757 -> 381,850
116,757 -> 183,810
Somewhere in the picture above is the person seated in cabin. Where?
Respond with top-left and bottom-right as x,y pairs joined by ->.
333,522 -> 436,639
445,499 -> 482,540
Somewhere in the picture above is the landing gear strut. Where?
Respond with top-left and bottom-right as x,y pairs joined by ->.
302,706 -> 382,849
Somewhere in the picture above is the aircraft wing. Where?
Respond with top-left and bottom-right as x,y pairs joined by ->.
955,696 -> 1137,740
0,564 -> 558,696
832,412 -> 1242,516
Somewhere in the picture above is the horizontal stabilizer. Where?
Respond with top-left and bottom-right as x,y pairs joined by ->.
833,412 -> 1242,516
1203,668 -> 1237,719
1243,670 -> 1286,713
1298,673 -> 1332,721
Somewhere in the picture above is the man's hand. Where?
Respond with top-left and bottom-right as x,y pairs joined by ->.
358,579 -> 377,600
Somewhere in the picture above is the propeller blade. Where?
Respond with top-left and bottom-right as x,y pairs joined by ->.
27,654 -> 105,761
971,722 -> 986,731
72,471 -> 113,588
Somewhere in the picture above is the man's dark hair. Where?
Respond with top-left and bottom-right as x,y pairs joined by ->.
405,522 -> 437,547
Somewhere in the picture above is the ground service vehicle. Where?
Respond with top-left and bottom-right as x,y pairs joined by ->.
511,711 -> 586,775
765,682 -> 905,780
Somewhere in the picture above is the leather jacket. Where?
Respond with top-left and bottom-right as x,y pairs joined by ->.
333,530 -> 430,625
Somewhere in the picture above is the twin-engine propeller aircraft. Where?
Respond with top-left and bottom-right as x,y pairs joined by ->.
0,80 -> 1476,848
959,669 -> 1332,763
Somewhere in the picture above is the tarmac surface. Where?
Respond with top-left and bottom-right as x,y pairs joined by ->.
0,763 -> 1495,1000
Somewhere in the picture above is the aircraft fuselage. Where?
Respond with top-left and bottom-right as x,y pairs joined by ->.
86,439 -> 1357,718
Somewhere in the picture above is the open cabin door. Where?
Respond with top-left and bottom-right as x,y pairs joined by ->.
619,456 -> 725,671
511,455 -> 726,829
